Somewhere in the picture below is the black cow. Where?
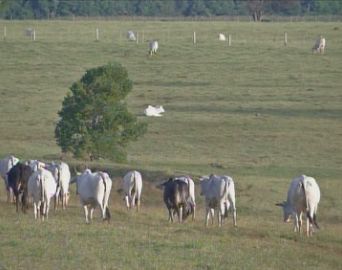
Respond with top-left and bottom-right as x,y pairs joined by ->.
7,163 -> 32,213
162,178 -> 193,223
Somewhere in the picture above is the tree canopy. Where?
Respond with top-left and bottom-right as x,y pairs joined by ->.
1,0 -> 342,19
55,62 -> 147,161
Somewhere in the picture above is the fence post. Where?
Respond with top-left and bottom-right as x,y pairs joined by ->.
193,31 -> 196,44
32,29 -> 36,41
136,31 -> 139,44
142,30 -> 144,43
228,34 -> 232,46
284,32 -> 288,46
3,26 -> 6,40
96,28 -> 99,41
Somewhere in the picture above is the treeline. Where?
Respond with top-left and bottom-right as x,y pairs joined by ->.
1,0 -> 342,20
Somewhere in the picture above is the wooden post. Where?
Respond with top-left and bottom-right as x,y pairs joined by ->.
3,26 -> 6,40
32,29 -> 36,41
193,31 -> 196,44
142,30 -> 144,43
228,34 -> 232,46
96,28 -> 99,41
136,31 -> 139,44
284,32 -> 288,46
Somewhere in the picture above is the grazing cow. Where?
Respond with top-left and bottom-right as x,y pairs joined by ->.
45,161 -> 71,210
200,174 -> 237,227
173,175 -> 196,220
276,175 -> 320,236
148,40 -> 158,56
123,170 -> 143,211
7,163 -> 32,213
0,155 -> 20,202
75,169 -> 112,224
28,168 -> 57,221
312,36 -> 326,54
162,178 -> 194,223
218,33 -> 226,41
127,30 -> 136,41
144,105 -> 165,117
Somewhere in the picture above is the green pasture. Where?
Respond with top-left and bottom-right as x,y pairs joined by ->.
0,20 -> 341,269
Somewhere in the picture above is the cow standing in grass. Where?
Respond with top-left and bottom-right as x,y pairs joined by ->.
276,175 -> 320,236
123,170 -> 143,211
45,161 -> 71,210
162,178 -> 194,223
0,155 -> 20,202
173,176 -> 196,221
200,174 -> 237,227
7,163 -> 32,213
74,169 -> 112,224
312,36 -> 326,54
28,168 -> 57,220
149,40 -> 158,56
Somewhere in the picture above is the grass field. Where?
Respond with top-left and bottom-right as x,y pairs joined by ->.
0,20 -> 341,269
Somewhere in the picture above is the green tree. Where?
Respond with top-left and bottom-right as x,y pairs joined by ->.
55,62 -> 147,161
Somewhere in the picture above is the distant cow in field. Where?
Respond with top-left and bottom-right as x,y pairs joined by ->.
74,169 -> 112,224
161,178 -> 194,223
218,33 -> 226,41
276,175 -> 320,236
28,168 -> 57,221
0,155 -> 20,202
148,40 -> 159,56
45,161 -> 71,210
123,170 -> 143,211
127,30 -> 136,41
200,174 -> 237,227
312,36 -> 326,54
144,105 -> 165,117
7,163 -> 32,213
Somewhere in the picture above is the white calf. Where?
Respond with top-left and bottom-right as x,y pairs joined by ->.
149,40 -> 158,55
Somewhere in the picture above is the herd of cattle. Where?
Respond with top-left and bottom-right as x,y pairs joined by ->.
126,30 -> 326,56
0,155 -> 320,236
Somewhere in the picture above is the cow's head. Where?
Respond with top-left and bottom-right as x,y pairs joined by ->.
276,201 -> 292,223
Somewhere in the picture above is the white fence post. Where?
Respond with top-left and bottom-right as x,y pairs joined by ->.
193,31 -> 196,44
284,32 -> 288,46
32,29 -> 36,41
3,26 -> 6,40
136,31 -> 139,44
228,34 -> 232,46
96,28 -> 99,41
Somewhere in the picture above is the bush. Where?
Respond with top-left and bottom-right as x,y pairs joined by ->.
55,62 -> 147,161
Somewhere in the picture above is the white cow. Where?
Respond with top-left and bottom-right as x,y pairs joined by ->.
0,155 -> 20,202
144,105 -> 165,117
127,30 -> 136,41
200,174 -> 237,227
312,36 -> 326,54
45,161 -> 71,210
149,40 -> 158,55
276,175 -> 320,236
123,170 -> 143,211
28,168 -> 57,221
174,175 -> 196,220
75,169 -> 112,223
218,33 -> 226,41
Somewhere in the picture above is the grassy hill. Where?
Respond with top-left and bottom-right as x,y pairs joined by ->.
0,20 -> 341,269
